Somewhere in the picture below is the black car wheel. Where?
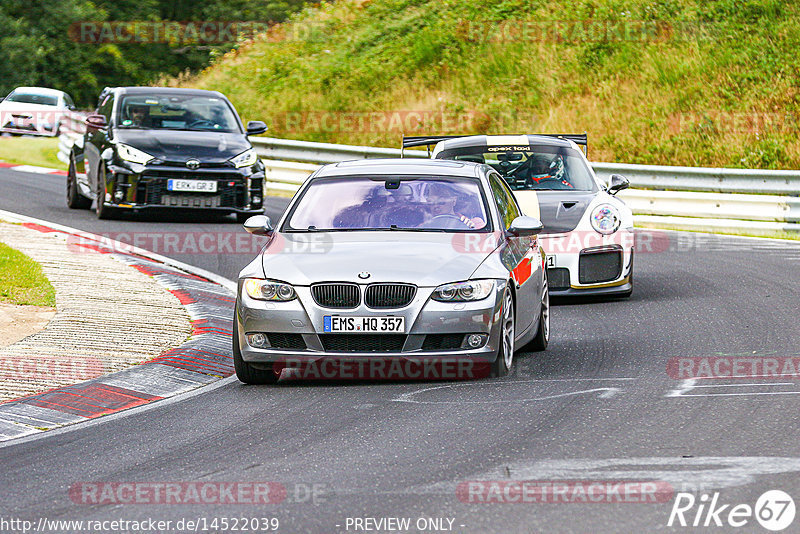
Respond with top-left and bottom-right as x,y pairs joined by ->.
95,164 -> 115,220
490,288 -> 515,378
67,155 -> 92,209
233,311 -> 279,385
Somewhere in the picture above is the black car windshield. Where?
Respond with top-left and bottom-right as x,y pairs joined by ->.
117,94 -> 240,132
439,146 -> 597,192
5,92 -> 59,106
285,176 -> 491,232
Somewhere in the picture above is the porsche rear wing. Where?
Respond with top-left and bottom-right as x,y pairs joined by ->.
401,133 -> 588,157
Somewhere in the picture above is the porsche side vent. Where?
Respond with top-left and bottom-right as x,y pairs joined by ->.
547,268 -> 571,290
364,284 -> 416,309
311,283 -> 361,309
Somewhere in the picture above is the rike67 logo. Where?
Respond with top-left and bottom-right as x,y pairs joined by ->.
668,490 -> 796,531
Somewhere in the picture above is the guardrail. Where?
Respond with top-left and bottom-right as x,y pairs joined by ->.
56,112 -> 87,165
251,137 -> 800,234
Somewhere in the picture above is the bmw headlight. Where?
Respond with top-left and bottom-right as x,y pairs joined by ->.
244,279 -> 296,301
432,280 -> 495,302
590,204 -> 621,235
116,143 -> 154,165
230,149 -> 258,168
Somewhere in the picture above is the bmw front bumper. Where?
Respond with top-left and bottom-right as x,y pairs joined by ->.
236,280 -> 508,364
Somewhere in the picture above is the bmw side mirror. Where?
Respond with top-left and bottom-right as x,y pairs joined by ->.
85,114 -> 108,130
608,174 -> 629,195
507,216 -> 544,237
246,121 -> 268,136
243,215 -> 273,236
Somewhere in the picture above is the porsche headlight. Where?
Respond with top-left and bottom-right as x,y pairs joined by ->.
590,204 -> 621,235
244,279 -> 296,301
117,143 -> 154,165
432,280 -> 495,302
230,149 -> 258,168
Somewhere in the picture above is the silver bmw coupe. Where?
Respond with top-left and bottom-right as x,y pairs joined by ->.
234,159 -> 549,384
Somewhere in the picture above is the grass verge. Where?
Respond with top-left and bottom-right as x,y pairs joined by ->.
182,0 -> 800,169
0,241 -> 56,307
0,136 -> 63,169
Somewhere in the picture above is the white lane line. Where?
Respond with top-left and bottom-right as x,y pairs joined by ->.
676,391 -> 800,398
690,382 -> 795,388
395,387 -> 622,404
393,378 -> 633,404
666,378 -> 697,397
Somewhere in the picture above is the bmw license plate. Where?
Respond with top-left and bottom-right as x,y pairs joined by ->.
167,179 -> 217,193
323,316 -> 405,333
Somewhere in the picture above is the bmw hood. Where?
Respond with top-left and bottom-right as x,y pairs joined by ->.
0,102 -> 63,113
514,190 -> 596,235
113,129 -> 250,164
260,231 -> 502,287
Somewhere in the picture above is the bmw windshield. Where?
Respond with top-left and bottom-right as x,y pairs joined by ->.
284,176 -> 491,232
117,93 -> 241,133
5,91 -> 59,106
439,146 -> 597,192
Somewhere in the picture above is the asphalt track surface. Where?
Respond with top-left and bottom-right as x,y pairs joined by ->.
2,167 -> 800,533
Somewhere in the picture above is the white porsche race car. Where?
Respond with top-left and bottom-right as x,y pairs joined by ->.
404,134 -> 634,298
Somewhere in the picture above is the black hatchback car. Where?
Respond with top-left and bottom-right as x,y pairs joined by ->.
67,87 -> 267,221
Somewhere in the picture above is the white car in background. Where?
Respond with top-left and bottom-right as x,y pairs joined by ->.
404,134 -> 635,298
0,86 -> 76,137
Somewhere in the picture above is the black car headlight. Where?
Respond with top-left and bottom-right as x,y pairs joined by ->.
432,280 -> 495,302
230,149 -> 258,168
117,143 -> 155,165
244,279 -> 296,301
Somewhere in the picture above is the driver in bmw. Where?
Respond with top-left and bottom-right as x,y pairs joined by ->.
425,183 -> 485,229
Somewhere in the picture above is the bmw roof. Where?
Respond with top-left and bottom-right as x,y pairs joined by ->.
314,158 -> 485,178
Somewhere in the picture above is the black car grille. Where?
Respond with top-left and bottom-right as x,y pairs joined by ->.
311,283 -> 361,309
266,333 -> 306,350
137,171 -> 244,208
547,268 -> 571,290
422,334 -> 464,351
319,334 -> 406,353
579,250 -> 623,284
364,284 -> 416,309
